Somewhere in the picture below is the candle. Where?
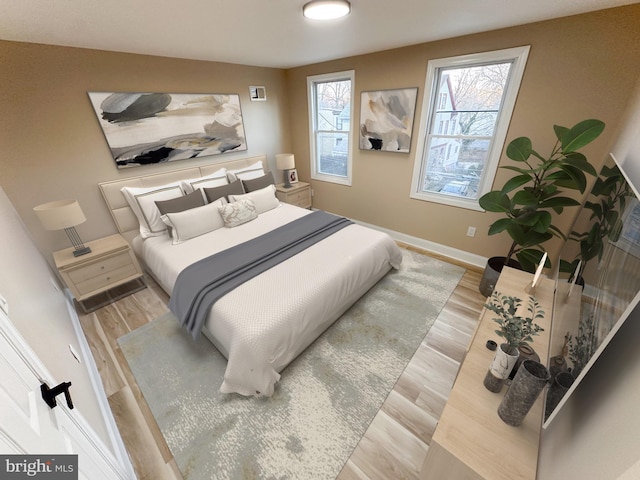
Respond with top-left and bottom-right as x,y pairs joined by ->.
531,252 -> 547,288
567,260 -> 582,298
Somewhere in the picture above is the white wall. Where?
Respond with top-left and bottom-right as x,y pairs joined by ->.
538,76 -> 640,480
538,302 -> 640,479
0,186 -> 111,449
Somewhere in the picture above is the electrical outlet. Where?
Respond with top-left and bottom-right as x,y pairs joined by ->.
466,226 -> 476,237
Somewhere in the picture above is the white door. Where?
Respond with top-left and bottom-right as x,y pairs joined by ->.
0,309 -> 133,480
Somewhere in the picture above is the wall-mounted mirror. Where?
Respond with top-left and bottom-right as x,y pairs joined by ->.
544,153 -> 640,427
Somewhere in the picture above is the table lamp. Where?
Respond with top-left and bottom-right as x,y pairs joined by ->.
276,153 -> 296,188
34,199 -> 92,257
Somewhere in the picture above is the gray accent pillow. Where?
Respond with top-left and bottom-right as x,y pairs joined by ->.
242,172 -> 275,192
203,179 -> 245,203
155,190 -> 205,214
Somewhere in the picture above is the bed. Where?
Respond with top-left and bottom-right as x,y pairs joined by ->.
99,155 -> 403,396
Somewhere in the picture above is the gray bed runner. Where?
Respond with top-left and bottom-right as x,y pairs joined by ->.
169,210 -> 354,339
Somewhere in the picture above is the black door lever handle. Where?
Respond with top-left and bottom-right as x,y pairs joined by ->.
41,381 -> 74,409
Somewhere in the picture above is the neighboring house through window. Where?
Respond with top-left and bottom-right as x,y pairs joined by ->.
410,46 -> 530,210
307,70 -> 355,186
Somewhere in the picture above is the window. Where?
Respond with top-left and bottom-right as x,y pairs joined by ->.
410,46 -> 530,210
307,70 -> 355,185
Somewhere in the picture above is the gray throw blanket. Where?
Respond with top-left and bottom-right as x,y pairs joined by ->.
169,210 -> 354,339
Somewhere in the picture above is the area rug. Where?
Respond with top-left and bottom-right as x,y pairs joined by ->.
118,249 -> 464,480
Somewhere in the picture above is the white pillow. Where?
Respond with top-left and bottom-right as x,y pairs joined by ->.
226,161 -> 265,182
161,198 -> 227,244
218,198 -> 258,227
180,168 -> 228,194
229,184 -> 279,214
121,184 -> 184,238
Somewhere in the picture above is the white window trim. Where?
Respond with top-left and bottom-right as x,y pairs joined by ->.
307,70 -> 355,186
410,46 -> 530,210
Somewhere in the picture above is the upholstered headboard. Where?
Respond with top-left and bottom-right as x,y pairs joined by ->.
98,154 -> 268,246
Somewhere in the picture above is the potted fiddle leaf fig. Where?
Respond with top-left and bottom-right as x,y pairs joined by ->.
477,119 -> 605,296
483,291 -> 545,393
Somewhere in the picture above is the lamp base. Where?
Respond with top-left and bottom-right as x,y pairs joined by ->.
283,169 -> 292,188
72,246 -> 92,257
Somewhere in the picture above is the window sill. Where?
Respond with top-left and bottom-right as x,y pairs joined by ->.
409,190 -> 484,211
311,173 -> 352,186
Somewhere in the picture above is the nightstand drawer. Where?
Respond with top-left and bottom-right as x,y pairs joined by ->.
287,190 -> 311,206
67,251 -> 133,284
74,263 -> 139,296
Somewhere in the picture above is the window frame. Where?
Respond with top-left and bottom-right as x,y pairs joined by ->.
410,46 -> 530,210
307,70 -> 355,186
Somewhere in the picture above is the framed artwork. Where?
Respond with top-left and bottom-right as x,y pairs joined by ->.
359,87 -> 418,153
88,92 -> 247,168
289,169 -> 299,184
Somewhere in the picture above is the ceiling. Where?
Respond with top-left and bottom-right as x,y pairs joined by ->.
0,0 -> 636,69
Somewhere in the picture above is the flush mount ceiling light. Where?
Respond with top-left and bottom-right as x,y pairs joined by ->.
303,0 -> 351,20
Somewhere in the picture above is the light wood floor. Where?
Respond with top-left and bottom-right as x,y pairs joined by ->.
78,246 -> 486,480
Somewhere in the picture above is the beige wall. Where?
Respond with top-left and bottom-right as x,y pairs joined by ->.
2,6 -> 639,268
0,41 -> 290,261
286,5 -> 640,263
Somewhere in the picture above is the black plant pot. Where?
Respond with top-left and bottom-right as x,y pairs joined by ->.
478,256 -> 522,297
498,360 -> 550,427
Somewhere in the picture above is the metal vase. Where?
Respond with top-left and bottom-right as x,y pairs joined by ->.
498,359 -> 550,426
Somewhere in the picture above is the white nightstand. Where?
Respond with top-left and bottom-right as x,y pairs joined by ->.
275,181 -> 312,209
53,233 -> 145,312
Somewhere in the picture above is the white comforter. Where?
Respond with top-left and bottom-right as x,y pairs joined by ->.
142,203 -> 403,396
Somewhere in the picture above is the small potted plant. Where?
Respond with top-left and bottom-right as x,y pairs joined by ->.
483,291 -> 545,392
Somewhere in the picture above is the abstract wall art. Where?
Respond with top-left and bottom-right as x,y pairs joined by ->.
359,87 -> 418,153
88,92 -> 247,168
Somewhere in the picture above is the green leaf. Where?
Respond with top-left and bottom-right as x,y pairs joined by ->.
559,258 -> 580,273
478,191 -> 511,212
501,174 -> 532,194
513,190 -> 539,207
539,196 -> 581,209
548,165 -> 588,193
532,211 -> 552,233
516,249 -> 544,273
554,125 -> 569,142
561,119 -> 605,152
564,152 -> 598,176
513,211 -> 542,226
488,218 -> 512,235
506,137 -> 532,161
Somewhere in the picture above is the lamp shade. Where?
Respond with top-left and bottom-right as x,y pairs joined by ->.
276,153 -> 296,170
34,199 -> 87,231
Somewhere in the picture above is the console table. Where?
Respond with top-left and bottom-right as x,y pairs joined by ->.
421,267 -> 553,480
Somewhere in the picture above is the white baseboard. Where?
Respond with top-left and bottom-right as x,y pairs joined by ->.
352,219 -> 488,269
